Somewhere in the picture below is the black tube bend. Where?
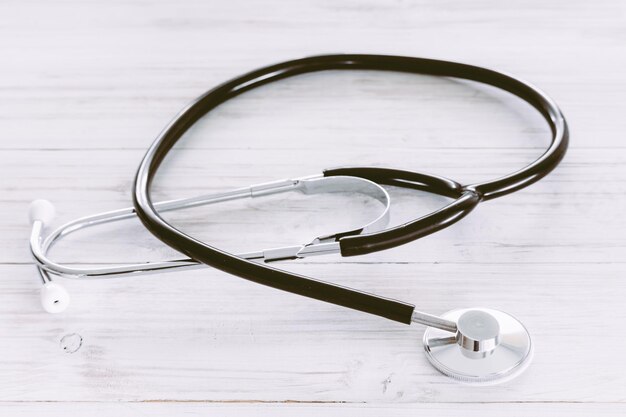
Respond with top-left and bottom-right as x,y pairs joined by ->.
132,54 -> 569,324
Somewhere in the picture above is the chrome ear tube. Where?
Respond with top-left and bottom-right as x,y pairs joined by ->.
29,175 -> 391,311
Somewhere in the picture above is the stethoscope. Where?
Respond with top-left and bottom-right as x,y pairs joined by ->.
29,54 -> 568,385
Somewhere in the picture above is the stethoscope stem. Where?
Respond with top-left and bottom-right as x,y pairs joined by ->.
411,310 -> 458,333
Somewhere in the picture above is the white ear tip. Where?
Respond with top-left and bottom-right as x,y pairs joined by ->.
40,282 -> 70,313
29,199 -> 56,226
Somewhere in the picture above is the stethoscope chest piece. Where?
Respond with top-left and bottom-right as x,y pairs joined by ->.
423,308 -> 533,385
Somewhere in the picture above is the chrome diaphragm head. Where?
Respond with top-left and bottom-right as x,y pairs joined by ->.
423,308 -> 533,384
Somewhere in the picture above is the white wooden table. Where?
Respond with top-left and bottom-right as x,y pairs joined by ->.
2,0 -> 625,415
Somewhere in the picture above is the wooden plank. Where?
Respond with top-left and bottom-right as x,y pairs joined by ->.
1,262 -> 624,402
1,403 -> 625,417
0,1 -> 624,150
2,147 -> 624,265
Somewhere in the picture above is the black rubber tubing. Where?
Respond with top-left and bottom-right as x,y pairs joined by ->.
133,54 -> 569,324
322,167 -> 481,256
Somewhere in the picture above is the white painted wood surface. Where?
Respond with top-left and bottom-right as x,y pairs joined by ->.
1,0 -> 625,415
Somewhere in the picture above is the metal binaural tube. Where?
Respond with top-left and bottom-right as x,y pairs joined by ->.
411,310 -> 458,333
29,175 -> 390,280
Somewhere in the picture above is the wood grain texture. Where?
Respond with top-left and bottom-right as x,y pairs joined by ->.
4,403 -> 626,417
1,0 -> 625,415
3,403 -> 626,417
